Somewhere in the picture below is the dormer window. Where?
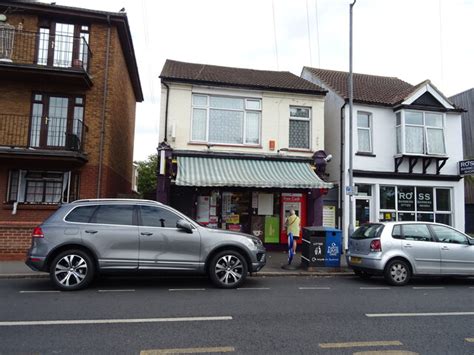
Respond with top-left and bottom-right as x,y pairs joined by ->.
396,110 -> 446,155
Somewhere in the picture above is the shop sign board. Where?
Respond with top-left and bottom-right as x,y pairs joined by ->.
323,205 -> 336,228
459,159 -> 474,175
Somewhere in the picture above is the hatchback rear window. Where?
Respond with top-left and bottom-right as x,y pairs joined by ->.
351,223 -> 384,239
65,205 -> 98,223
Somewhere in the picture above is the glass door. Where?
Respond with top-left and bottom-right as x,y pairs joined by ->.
355,197 -> 372,228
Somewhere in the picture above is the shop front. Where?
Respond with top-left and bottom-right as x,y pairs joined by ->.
165,153 -> 333,247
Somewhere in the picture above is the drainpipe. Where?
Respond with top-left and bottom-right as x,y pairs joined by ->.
162,81 -> 170,142
97,15 -> 111,198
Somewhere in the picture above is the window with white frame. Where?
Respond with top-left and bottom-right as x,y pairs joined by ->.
7,170 -> 76,204
357,111 -> 372,153
289,106 -> 311,149
191,94 -> 261,145
396,110 -> 446,155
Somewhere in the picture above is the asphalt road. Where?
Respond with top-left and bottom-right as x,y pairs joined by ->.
1,275 -> 474,354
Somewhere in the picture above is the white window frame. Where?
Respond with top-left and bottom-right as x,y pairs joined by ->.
190,94 -> 261,146
395,110 -> 446,156
356,111 -> 373,153
289,106 -> 312,150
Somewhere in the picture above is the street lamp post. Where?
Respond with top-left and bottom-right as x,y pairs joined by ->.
348,0 -> 357,241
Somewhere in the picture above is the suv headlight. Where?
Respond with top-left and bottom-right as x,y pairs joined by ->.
246,238 -> 262,248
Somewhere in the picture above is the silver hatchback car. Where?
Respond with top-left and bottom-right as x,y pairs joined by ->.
26,199 -> 266,291
347,222 -> 474,285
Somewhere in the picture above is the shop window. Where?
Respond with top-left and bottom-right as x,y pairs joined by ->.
356,184 -> 372,196
379,186 -> 452,225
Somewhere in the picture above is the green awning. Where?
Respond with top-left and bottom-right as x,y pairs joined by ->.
176,156 -> 333,189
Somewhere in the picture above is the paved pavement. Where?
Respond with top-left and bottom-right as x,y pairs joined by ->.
0,250 -> 353,278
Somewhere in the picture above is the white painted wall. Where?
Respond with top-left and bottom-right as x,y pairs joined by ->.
160,82 -> 326,158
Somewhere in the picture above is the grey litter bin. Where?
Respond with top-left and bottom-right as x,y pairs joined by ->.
301,226 -> 342,268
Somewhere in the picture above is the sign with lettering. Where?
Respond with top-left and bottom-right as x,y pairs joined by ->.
459,159 -> 474,175
398,187 -> 415,210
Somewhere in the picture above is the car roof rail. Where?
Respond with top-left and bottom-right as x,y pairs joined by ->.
70,198 -> 162,205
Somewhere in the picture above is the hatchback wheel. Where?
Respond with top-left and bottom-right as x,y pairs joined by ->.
209,251 -> 248,289
50,250 -> 95,291
384,259 -> 411,286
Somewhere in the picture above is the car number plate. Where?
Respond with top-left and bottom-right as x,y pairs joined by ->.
350,256 -> 362,264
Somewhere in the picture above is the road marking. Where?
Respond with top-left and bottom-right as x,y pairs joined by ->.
0,316 -> 232,327
19,290 -> 60,294
236,287 -> 270,290
412,287 -> 445,290
366,312 -> 474,318
465,338 -> 474,343
353,351 -> 418,355
169,288 -> 206,292
98,289 -> 135,293
319,340 -> 402,349
360,287 -> 391,290
298,287 -> 331,290
140,346 -> 235,354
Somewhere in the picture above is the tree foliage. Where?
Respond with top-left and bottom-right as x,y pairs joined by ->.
136,154 -> 157,198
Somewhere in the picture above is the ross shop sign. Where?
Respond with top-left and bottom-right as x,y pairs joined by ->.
397,190 -> 414,210
459,159 -> 474,175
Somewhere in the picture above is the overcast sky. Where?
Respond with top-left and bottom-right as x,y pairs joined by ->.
48,0 -> 474,161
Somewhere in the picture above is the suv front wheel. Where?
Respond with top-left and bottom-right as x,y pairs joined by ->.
209,250 -> 248,289
50,249 -> 95,291
384,259 -> 411,286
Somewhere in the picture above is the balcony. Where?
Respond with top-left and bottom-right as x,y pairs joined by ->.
0,29 -> 93,87
0,114 -> 88,166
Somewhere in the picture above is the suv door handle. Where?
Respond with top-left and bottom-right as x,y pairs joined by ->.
140,232 -> 153,236
85,230 -> 98,234
441,246 -> 449,250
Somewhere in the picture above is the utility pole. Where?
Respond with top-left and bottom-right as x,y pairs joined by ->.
348,0 -> 356,241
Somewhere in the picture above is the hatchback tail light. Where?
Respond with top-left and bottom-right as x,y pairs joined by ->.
31,226 -> 44,238
370,239 -> 382,252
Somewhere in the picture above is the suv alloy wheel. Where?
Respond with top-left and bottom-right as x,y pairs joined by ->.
50,249 -> 95,291
209,250 -> 248,289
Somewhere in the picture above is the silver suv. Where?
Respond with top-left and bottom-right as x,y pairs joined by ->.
347,222 -> 474,285
26,199 -> 266,290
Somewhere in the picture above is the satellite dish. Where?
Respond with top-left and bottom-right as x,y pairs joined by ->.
0,15 -> 7,22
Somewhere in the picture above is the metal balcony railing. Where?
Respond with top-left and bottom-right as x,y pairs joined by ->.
0,29 -> 92,73
0,114 -> 86,152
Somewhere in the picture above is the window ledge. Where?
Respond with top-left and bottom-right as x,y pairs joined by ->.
2,202 -> 60,211
356,152 -> 376,157
188,142 -> 262,149
286,148 -> 312,153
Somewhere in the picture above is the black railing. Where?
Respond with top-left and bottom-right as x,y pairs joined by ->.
0,29 -> 92,73
0,114 -> 86,152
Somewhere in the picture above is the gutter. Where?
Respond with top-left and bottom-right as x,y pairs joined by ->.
97,14 -> 111,198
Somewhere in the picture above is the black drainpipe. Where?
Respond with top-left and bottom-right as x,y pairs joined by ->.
162,81 -> 170,142
340,102 -> 346,235
97,15 -> 111,198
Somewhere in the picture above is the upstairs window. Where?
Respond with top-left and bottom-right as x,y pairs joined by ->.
357,112 -> 372,153
191,94 -> 261,145
289,106 -> 311,149
396,110 -> 446,155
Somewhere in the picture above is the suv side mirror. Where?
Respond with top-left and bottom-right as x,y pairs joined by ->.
177,219 -> 193,233
468,237 -> 474,246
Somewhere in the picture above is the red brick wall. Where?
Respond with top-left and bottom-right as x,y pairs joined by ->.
0,13 -> 139,259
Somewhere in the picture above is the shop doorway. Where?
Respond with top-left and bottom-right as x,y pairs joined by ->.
355,197 -> 372,227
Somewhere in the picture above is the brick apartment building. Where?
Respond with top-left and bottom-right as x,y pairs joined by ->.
0,1 -> 143,259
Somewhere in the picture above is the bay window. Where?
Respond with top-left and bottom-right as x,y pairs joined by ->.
289,106 -> 311,149
396,110 -> 446,155
191,94 -> 261,145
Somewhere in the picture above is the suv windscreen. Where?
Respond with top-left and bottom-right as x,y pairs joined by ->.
65,205 -> 98,223
351,223 -> 384,239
